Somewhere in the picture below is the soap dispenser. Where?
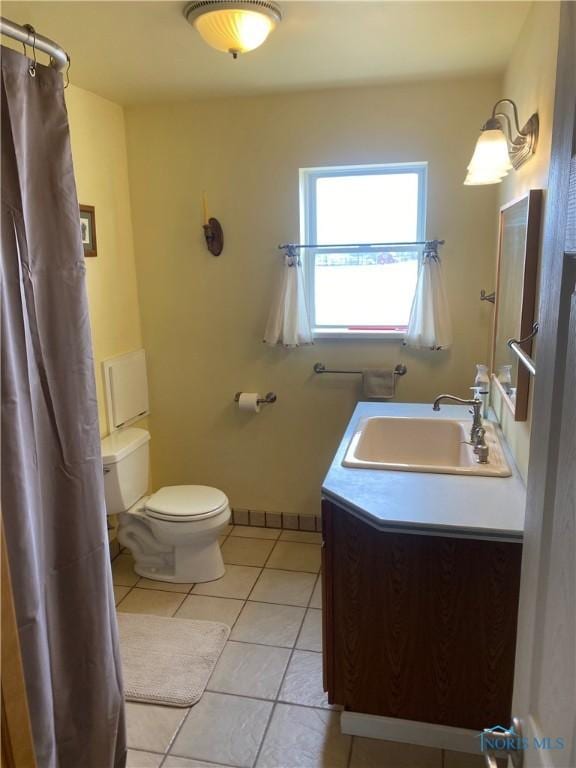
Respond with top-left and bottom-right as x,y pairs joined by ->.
472,364 -> 490,417
497,364 -> 513,395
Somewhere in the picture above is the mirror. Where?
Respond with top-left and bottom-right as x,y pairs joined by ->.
491,189 -> 542,421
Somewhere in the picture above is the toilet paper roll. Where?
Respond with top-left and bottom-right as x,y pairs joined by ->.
237,393 -> 261,413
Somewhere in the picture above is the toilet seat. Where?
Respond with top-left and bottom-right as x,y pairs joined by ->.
145,485 -> 229,523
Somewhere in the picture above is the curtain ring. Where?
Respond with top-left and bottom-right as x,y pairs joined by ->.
286,245 -> 299,266
423,240 -> 439,262
23,24 -> 37,77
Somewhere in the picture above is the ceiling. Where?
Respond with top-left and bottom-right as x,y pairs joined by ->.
2,1 -> 531,105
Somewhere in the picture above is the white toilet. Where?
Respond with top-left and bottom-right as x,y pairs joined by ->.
102,427 -> 230,583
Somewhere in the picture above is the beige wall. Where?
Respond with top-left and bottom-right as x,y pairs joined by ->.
125,76 -> 500,517
491,2 -> 561,481
66,85 -> 144,436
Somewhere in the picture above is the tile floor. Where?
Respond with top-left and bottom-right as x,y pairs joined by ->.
114,525 -> 485,768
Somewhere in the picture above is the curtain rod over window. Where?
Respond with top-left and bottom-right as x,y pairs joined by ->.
278,239 -> 445,251
0,16 -> 69,71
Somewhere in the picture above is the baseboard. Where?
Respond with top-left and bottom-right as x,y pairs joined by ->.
231,508 -> 321,532
340,711 -> 481,754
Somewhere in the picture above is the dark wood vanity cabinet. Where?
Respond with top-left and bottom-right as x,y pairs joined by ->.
321,497 -> 523,731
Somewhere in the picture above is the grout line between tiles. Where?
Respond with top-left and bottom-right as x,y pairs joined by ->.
249,570 -> 321,768
160,755 -> 231,768
346,731 -> 355,768
250,699 -> 276,768
225,563 -> 319,575
225,537 -> 314,644
264,564 -> 320,574
224,638 -> 314,650
219,542 -> 283,653
214,636 -> 296,651
243,536 -> 281,600
230,528 -> 281,540
172,594 -> 186,616
158,704 -> 193,766
114,582 -> 137,608
129,747 -> 164,756
115,575 -> 321,613
202,687 -> 333,710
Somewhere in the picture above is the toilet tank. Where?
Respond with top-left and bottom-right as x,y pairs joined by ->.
101,428 -> 150,515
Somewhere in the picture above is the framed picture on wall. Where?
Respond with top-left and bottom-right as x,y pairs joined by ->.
79,204 -> 97,257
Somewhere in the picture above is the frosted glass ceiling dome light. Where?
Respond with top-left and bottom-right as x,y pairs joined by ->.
464,99 -> 539,186
184,1 -> 282,58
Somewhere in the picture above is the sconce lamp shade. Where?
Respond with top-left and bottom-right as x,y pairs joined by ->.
464,128 -> 512,186
184,1 -> 282,57
464,100 -> 539,186
463,170 -> 503,186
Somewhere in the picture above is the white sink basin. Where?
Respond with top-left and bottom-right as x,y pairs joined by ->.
343,416 -> 511,477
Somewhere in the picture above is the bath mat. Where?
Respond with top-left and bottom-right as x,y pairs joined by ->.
118,613 -> 229,707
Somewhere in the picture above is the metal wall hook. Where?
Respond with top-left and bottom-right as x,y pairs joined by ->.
480,289 -> 496,304
507,322 -> 539,349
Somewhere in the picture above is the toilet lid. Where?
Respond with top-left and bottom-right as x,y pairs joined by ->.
145,485 -> 228,522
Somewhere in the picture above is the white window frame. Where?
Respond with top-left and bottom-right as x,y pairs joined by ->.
300,162 -> 428,340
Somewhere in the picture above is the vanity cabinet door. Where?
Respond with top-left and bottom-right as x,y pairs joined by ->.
321,497 -> 522,730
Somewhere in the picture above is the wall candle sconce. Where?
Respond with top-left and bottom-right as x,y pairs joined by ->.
202,192 -> 224,256
464,98 -> 539,186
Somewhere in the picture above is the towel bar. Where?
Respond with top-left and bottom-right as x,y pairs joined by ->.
313,363 -> 407,376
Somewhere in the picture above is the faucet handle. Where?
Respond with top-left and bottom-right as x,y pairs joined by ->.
475,442 -> 489,464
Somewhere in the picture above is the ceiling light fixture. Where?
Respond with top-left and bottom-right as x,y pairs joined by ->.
464,99 -> 539,186
184,1 -> 282,59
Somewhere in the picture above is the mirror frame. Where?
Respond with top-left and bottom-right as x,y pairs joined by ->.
491,189 -> 542,421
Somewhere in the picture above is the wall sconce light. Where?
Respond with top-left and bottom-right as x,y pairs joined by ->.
464,99 -> 539,185
204,218 -> 224,256
184,1 -> 282,59
202,193 -> 224,256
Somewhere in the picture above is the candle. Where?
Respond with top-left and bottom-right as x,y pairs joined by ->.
202,192 -> 209,225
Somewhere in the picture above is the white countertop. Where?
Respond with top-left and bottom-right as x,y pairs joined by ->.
322,402 -> 525,542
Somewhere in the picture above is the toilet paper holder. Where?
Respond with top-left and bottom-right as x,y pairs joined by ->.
234,392 -> 277,405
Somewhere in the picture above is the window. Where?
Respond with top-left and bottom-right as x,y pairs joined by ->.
300,163 -> 427,337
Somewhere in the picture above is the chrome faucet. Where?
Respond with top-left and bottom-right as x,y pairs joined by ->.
432,394 -> 489,463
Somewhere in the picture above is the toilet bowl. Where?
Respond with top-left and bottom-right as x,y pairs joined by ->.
118,486 -> 230,582
102,428 -> 230,583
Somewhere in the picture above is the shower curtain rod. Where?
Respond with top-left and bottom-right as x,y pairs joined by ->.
278,239 -> 445,251
0,17 -> 69,71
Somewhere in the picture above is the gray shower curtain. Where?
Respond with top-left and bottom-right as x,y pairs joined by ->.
1,46 -> 126,768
